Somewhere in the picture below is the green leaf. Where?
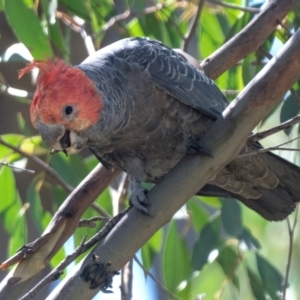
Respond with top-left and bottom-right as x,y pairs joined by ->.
256,253 -> 284,300
127,18 -> 146,37
27,176 -> 45,232
191,215 -> 221,270
187,262 -> 225,299
163,221 -> 191,292
242,53 -> 256,86
84,155 -> 99,171
0,134 -> 25,159
247,267 -> 266,300
4,0 -> 53,59
240,227 -> 261,249
221,199 -> 243,238
225,12 -> 251,42
187,198 -> 209,232
16,112 -> 32,136
95,188 -> 112,216
0,166 -> 16,213
141,228 -> 163,271
41,0 -> 69,56
59,0 -> 90,20
8,193 -> 27,256
197,195 -> 221,208
49,153 -> 81,187
89,0 -> 115,28
216,245 -> 241,290
280,93 -> 300,135
50,185 -> 69,208
200,9 -> 224,59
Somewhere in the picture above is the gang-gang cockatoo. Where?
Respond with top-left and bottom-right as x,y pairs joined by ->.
20,37 -> 300,221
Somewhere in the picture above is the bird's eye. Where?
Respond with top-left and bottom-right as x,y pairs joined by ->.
64,106 -> 73,116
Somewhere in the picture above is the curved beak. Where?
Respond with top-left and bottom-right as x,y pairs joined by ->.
36,121 -> 65,151
59,130 -> 71,150
36,121 -> 87,155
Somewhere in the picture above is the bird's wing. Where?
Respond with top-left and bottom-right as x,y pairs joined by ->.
82,37 -> 229,119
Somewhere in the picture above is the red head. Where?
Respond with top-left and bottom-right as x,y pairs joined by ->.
19,59 -> 103,153
19,59 -> 103,130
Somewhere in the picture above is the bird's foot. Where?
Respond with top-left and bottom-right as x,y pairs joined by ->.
129,182 -> 152,216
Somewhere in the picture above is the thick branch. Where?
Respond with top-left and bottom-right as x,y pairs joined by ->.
0,164 -> 121,298
201,0 -> 297,79
46,27 -> 300,300
19,209 -> 128,300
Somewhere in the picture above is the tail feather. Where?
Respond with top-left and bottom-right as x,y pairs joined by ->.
198,147 -> 300,221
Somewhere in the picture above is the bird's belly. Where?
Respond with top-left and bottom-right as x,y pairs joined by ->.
143,154 -> 183,182
113,136 -> 186,182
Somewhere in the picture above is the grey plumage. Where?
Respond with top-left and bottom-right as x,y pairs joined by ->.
75,37 -> 300,220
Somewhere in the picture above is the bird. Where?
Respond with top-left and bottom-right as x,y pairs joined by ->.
19,37 -> 300,221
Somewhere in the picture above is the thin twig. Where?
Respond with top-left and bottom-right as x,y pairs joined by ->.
182,0 -> 206,51
255,147 -> 300,152
0,161 -> 35,173
133,255 -> 180,300
80,26 -> 95,56
56,11 -> 82,32
248,115 -> 300,144
90,202 -> 112,218
0,137 -> 73,193
93,3 -> 170,39
121,260 -> 133,300
56,11 -> 95,55
209,0 -> 260,13
114,174 -> 131,299
0,70 -> 33,99
241,135 -> 300,157
148,0 -> 185,40
277,20 -> 293,39
20,208 -> 130,300
282,207 -> 299,300
78,216 -> 108,228
19,235 -> 88,300
110,172 -> 129,215
257,47 -> 273,60
117,173 -> 129,209
216,252 -> 243,300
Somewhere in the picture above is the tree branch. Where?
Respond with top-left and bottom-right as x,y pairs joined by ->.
0,164 -> 121,299
209,0 -> 260,13
45,25 -> 300,300
93,3 -> 171,39
19,209 -> 128,300
182,0 -> 206,52
282,207 -> 298,299
248,115 -> 300,144
78,216 -> 107,228
201,0 -> 297,79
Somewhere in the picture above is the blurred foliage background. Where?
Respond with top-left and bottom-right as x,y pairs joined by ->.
0,0 -> 300,299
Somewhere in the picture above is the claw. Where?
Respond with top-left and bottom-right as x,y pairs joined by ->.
128,181 -> 153,216
129,189 -> 153,216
